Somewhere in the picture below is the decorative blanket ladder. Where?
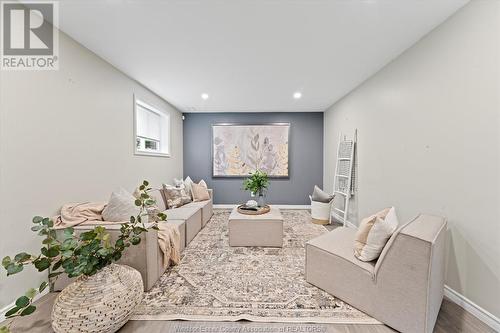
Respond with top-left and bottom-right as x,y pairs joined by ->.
330,130 -> 356,227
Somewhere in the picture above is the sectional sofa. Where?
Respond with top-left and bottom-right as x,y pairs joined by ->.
54,187 -> 213,291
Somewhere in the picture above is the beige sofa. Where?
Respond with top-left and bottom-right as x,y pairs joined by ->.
305,214 -> 446,333
54,187 -> 213,291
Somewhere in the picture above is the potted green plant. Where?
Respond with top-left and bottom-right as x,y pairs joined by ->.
0,180 -> 166,333
243,170 -> 270,207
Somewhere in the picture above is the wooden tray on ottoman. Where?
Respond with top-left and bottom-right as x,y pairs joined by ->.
237,204 -> 271,215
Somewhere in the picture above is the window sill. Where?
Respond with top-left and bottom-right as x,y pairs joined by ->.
134,150 -> 171,158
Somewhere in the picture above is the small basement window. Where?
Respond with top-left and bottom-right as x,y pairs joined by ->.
134,97 -> 170,157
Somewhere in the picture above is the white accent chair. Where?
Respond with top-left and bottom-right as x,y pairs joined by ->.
306,214 -> 447,333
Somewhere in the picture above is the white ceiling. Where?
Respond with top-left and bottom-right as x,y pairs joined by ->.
55,0 -> 467,112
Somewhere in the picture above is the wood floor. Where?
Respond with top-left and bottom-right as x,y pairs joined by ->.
1,292 -> 494,333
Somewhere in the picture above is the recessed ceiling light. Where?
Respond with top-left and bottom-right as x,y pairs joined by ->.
201,93 -> 209,100
293,92 -> 302,99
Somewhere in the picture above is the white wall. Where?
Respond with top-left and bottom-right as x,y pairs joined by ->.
324,0 -> 500,319
0,31 -> 183,308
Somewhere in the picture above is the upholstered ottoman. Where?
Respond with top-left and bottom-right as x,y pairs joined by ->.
228,206 -> 283,247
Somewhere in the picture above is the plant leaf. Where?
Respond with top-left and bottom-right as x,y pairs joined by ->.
15,296 -> 30,308
34,258 -> 50,271
6,263 -> 23,275
0,325 -> 11,333
14,252 -> 31,263
61,250 -> 73,258
5,306 -> 20,317
46,248 -> 60,258
20,305 -> 36,316
32,216 -> 43,224
31,225 -> 42,232
25,288 -> 37,299
80,231 -> 96,241
39,281 -> 48,293
2,256 -> 11,267
52,259 -> 62,271
63,227 -> 74,238
48,272 -> 63,278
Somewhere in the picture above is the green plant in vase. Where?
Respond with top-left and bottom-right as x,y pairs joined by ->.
0,180 -> 166,333
243,170 -> 270,207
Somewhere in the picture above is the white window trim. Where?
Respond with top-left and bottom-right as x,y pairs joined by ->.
133,96 -> 171,158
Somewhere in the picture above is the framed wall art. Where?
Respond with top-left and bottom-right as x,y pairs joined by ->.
212,123 -> 290,178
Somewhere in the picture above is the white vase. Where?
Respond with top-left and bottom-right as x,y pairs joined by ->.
51,264 -> 144,333
257,190 -> 266,207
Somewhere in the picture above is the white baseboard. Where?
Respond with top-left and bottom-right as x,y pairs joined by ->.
214,204 -> 310,209
1,288 -> 49,321
444,285 -> 500,331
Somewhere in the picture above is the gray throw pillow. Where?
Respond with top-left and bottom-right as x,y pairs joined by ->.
102,188 -> 140,222
311,185 -> 334,203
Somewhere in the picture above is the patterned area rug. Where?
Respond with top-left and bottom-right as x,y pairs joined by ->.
131,209 -> 378,324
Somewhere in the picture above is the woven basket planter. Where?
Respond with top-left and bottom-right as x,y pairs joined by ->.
51,264 -> 144,333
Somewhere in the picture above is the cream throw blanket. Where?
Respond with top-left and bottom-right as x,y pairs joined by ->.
54,202 -> 180,268
54,202 -> 106,228
157,222 -> 181,268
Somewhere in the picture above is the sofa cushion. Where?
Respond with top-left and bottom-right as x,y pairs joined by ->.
165,206 -> 200,220
183,200 -> 209,209
307,228 -> 375,274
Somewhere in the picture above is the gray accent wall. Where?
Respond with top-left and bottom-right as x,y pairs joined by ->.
184,113 -> 323,205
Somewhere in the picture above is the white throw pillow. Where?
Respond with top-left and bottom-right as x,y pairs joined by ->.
184,176 -> 194,198
199,179 -> 208,188
354,207 -> 399,262
173,178 -> 184,188
102,188 -> 140,222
